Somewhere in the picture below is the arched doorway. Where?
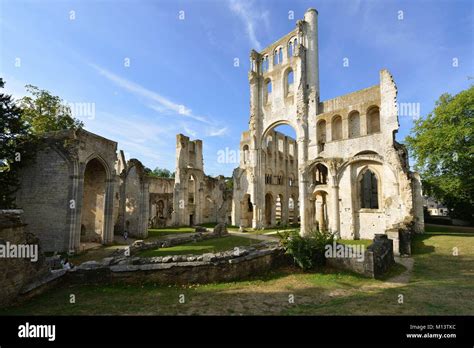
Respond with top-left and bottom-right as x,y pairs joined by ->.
81,158 -> 107,243
240,194 -> 253,228
188,174 -> 196,225
261,123 -> 299,229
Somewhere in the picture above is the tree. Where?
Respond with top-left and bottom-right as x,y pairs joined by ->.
147,167 -> 175,178
0,79 -> 35,208
405,85 -> 474,222
19,84 -> 83,134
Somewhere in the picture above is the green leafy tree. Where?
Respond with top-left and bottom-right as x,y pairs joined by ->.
405,86 -> 474,222
19,84 -> 83,134
148,167 -> 175,178
0,79 -> 35,208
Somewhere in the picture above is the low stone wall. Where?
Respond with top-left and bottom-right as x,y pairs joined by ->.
326,234 -> 395,278
0,210 -> 50,307
386,221 -> 415,256
69,241 -> 285,285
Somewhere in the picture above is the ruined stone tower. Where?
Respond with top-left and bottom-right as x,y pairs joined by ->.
233,8 -> 424,253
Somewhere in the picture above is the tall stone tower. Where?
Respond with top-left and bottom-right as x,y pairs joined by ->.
173,134 -> 204,226
233,8 -> 320,232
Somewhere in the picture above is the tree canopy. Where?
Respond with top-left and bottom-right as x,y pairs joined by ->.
0,81 -> 84,208
0,79 -> 34,208
19,84 -> 83,134
405,85 -> 474,222
147,167 -> 175,178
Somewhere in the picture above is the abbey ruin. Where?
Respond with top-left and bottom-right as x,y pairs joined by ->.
231,9 -> 424,252
15,130 -> 232,253
11,8 -> 423,257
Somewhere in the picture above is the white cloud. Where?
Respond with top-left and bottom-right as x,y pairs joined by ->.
229,0 -> 265,50
206,127 -> 228,137
89,63 -> 210,124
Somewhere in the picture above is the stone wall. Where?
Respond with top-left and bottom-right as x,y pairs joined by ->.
16,144 -> 71,252
15,129 -> 118,253
326,234 -> 395,278
0,210 -> 49,307
68,241 -> 285,285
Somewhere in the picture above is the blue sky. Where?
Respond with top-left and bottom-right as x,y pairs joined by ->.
1,0 -> 472,176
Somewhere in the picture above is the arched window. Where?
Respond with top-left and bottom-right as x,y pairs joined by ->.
367,106 -> 380,134
349,111 -> 360,138
265,173 -> 273,184
332,115 -> 342,140
317,120 -> 326,151
288,40 -> 293,57
313,164 -> 328,185
288,174 -> 295,187
188,175 -> 195,204
266,134 -> 273,154
242,145 -> 249,163
360,170 -> 379,209
286,69 -> 294,95
278,47 -> 283,64
265,79 -> 272,103
273,50 -> 278,66
261,57 -> 266,72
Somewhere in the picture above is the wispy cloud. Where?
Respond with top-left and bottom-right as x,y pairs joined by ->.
229,0 -> 268,50
182,124 -> 198,138
206,127 -> 228,137
89,63 -> 210,124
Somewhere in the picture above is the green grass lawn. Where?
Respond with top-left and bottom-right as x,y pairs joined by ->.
138,236 -> 260,257
2,225 -> 472,315
146,227 -> 196,239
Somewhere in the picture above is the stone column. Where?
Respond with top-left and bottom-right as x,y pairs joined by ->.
330,182 -> 340,237
72,164 -> 85,253
282,196 -> 289,226
316,196 -> 324,231
297,132 -> 310,235
252,203 -> 258,229
103,178 -> 115,245
68,160 -> 80,253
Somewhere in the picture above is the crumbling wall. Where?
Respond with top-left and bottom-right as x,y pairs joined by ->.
16,142 -> 71,252
0,210 -> 49,307
119,159 -> 149,238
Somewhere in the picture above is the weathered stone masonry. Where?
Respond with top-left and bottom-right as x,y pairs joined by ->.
232,8 -> 424,253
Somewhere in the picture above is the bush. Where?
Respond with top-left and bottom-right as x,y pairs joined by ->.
279,229 -> 335,270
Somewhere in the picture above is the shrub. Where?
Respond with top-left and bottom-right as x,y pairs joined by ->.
279,229 -> 335,270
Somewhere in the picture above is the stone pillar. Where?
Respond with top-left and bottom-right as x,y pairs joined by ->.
103,178 -> 115,245
316,196 -> 325,231
252,203 -> 258,229
282,196 -> 289,226
297,130 -> 310,235
72,166 -> 85,253
330,182 -> 340,236
68,161 -> 80,253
